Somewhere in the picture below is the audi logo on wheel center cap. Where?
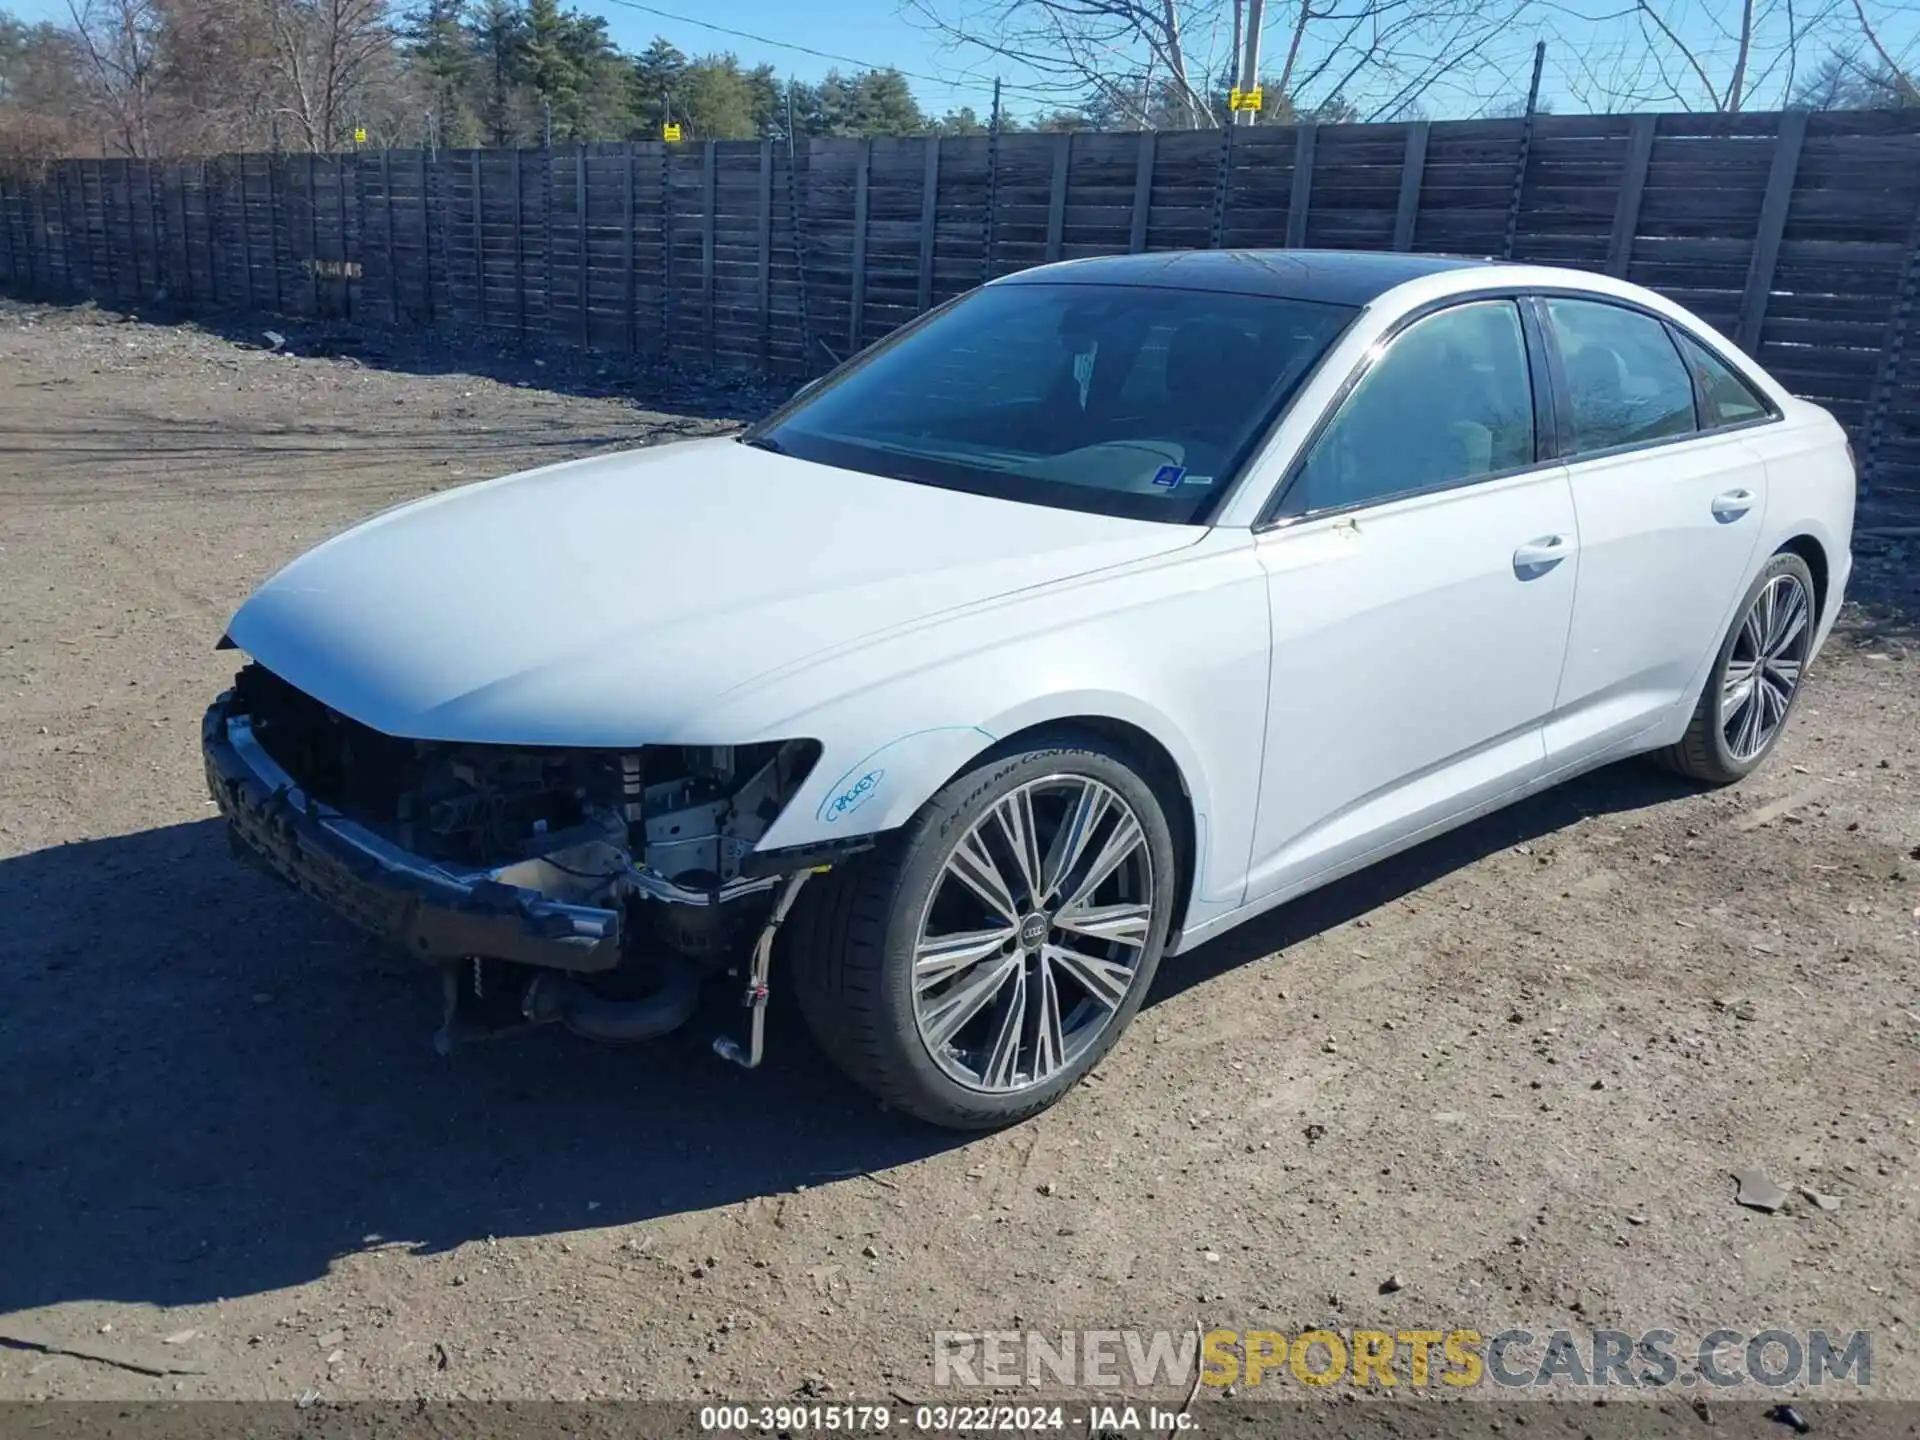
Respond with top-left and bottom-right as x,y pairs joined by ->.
1019,913 -> 1048,949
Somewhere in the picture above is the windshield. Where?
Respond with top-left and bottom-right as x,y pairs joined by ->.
746,282 -> 1356,523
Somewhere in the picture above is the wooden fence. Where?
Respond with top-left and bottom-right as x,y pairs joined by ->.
5,110 -> 1920,525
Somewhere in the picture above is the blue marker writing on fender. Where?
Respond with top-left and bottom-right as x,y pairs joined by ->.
822,769 -> 885,823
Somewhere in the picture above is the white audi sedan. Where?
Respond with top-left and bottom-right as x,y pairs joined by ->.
204,250 -> 1854,1129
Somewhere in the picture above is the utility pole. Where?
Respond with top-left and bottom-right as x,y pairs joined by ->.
1230,0 -> 1243,95
1236,0 -> 1266,125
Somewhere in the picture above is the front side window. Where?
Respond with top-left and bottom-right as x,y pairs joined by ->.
1544,298 -> 1697,456
745,282 -> 1355,523
1675,330 -> 1771,428
1288,299 -> 1536,514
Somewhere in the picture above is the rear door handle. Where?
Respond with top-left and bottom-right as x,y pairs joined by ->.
1513,535 -> 1573,575
1711,488 -> 1756,521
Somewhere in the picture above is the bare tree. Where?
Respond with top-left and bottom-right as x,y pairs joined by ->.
1557,0 -> 1852,111
1637,0 -> 1757,107
907,0 -> 1535,126
1287,0 -> 1533,121
263,0 -> 393,150
64,0 -> 159,154
1843,0 -> 1920,97
903,0 -> 1215,127
147,0 -> 283,151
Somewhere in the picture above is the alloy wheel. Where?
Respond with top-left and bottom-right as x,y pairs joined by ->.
1721,572 -> 1812,762
911,774 -> 1156,1093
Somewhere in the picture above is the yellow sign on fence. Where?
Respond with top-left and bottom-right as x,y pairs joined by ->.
1228,86 -> 1263,112
353,126 -> 367,144
662,122 -> 682,142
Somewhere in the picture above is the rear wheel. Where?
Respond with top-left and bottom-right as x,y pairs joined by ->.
1660,551 -> 1817,784
791,735 -> 1177,1129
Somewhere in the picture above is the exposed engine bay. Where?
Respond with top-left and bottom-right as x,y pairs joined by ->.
213,663 -> 858,1062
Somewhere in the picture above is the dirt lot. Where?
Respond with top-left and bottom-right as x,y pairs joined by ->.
1,300 -> 1917,1418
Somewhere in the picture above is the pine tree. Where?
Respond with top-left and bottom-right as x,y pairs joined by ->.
466,0 -> 523,144
406,0 -> 476,146
629,36 -> 681,131
519,0 -> 578,141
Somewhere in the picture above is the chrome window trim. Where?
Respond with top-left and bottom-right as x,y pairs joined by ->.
1254,284 -> 1788,532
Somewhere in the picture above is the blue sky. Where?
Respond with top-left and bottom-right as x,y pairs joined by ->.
566,0 -> 1016,114
2,0 -> 1022,113
6,0 -> 1905,118
560,0 -> 1553,117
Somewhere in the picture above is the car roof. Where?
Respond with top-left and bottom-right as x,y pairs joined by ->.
992,249 -> 1497,307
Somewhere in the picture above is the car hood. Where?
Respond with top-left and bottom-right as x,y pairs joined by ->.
227,437 -> 1201,744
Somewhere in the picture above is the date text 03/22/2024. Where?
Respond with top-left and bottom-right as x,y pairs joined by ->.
698,1404 -> 1190,1433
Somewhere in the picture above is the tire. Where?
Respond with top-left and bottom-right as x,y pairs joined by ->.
1659,550 -> 1818,785
789,732 -> 1179,1130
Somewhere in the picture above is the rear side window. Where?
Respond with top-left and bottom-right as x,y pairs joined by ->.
1674,331 -> 1771,428
1290,299 -> 1536,513
1543,298 -> 1697,456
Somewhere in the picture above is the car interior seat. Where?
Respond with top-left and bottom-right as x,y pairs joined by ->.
1164,319 -> 1264,458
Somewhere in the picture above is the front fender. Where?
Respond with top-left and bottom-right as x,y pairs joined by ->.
756,688 -> 1232,930
740,531 -> 1270,933
763,691 -> 1217,857
795,725 -> 1000,839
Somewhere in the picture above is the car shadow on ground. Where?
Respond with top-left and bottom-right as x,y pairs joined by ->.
0,757 -> 1696,1317
1151,762 -> 1693,1001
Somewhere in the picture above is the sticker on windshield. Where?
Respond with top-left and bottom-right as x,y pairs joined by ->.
1151,464 -> 1186,488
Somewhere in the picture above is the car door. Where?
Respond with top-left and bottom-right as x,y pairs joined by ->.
1534,297 -> 1771,764
1243,297 -> 1579,902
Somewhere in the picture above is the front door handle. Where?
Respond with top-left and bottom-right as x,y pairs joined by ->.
1513,535 -> 1573,575
1711,488 -> 1756,522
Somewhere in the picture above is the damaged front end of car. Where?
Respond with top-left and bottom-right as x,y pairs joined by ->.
202,662 -> 863,1064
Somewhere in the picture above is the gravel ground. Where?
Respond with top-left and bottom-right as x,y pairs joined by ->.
1,301 -> 1917,1421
